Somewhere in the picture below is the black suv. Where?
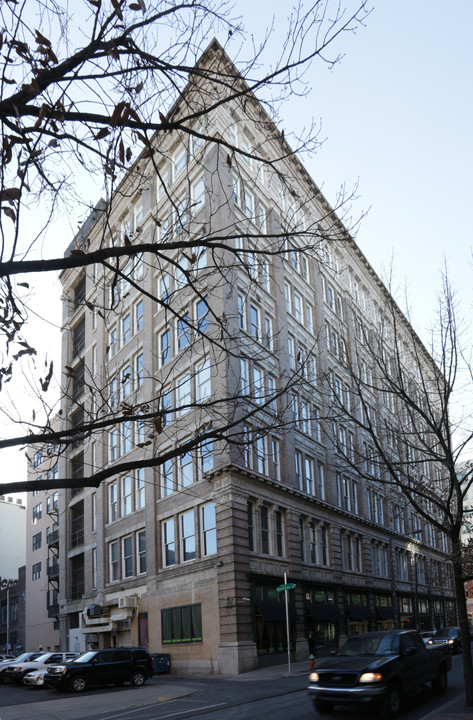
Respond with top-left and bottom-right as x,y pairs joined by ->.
44,648 -> 154,693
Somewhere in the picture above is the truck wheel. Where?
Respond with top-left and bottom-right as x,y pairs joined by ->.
69,675 -> 87,693
313,700 -> 333,714
131,670 -> 146,687
380,683 -> 402,719
432,666 -> 448,694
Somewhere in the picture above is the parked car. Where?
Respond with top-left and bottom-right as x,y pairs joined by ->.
23,669 -> 48,687
23,653 -> 80,688
5,652 -> 80,684
419,631 -> 434,645
44,647 -> 154,693
0,652 -> 43,683
428,627 -> 462,654
307,630 -> 451,718
0,654 -> 14,662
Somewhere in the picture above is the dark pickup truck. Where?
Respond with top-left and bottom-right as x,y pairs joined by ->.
307,629 -> 451,719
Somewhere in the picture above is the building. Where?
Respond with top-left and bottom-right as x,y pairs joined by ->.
0,494 -> 26,580
25,443 -> 60,651
0,568 -> 26,654
53,41 -> 455,673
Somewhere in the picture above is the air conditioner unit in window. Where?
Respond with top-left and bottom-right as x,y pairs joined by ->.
118,596 -> 137,609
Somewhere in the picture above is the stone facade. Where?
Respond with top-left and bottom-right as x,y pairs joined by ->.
54,41 -> 456,673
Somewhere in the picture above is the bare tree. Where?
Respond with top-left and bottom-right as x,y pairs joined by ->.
325,270 -> 473,704
0,0 -> 370,495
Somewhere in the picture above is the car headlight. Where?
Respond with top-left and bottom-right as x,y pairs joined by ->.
359,672 -> 383,683
11,666 -> 22,672
308,672 -> 320,682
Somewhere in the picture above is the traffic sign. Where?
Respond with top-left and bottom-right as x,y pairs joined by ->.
277,582 -> 296,591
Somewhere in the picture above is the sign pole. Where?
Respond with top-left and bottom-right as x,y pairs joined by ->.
284,572 -> 291,675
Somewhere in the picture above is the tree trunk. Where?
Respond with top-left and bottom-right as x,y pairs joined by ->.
452,543 -> 473,706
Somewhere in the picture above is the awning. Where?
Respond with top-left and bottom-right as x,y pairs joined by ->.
375,606 -> 394,620
256,601 -> 298,622
307,603 -> 342,622
345,605 -> 374,621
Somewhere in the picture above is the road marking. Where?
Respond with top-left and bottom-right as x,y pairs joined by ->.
99,701 -> 226,720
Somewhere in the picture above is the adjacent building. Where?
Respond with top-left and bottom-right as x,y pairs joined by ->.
49,41 -> 456,673
0,494 -> 26,580
25,444 -> 60,651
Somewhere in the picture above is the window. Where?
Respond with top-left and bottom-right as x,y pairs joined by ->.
284,282 -> 292,313
178,451 -> 193,487
191,175 -> 205,213
121,475 -> 133,516
270,438 -> 281,481
199,441 -> 213,475
135,352 -> 144,389
109,325 -> 118,357
135,300 -> 143,332
32,532 -> 42,551
237,294 -> 246,330
240,357 -> 250,395
255,434 -> 266,474
159,328 -> 171,366
136,530 -> 146,574
163,519 -> 175,566
275,510 -> 284,556
122,420 -> 132,455
32,562 -> 42,580
288,336 -> 295,369
110,540 -> 119,582
136,468 -> 145,509
33,502 -> 42,522
248,501 -> 255,551
122,313 -> 131,346
109,429 -> 119,462
177,313 -> 190,352
294,292 -> 303,323
260,506 -> 270,554
176,374 -> 191,415
202,504 -> 216,555
159,273 -> 170,302
123,535 -> 134,578
254,365 -> 264,404
250,305 -> 260,340
162,459 -> 174,496
109,482 -> 118,522
181,510 -> 196,561
196,358 -> 211,401
173,145 -> 187,180
161,604 -> 202,644
304,456 -> 314,495
34,450 -> 43,467
264,315 -> 273,350
295,450 -> 303,490
196,297 -> 209,334
244,188 -> 254,217
121,364 -> 131,399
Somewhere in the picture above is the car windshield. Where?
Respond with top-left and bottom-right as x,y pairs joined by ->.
434,628 -> 456,637
11,653 -> 38,663
339,635 -> 400,656
34,653 -> 52,663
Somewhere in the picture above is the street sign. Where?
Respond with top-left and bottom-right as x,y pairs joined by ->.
277,582 -> 296,592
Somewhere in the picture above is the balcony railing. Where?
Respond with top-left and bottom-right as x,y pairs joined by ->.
47,603 -> 60,618
47,529 -> 59,546
47,564 -> 59,579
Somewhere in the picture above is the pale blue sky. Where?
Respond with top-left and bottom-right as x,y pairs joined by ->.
232,0 -> 473,330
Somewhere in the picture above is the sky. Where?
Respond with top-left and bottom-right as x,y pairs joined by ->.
2,0 -> 472,497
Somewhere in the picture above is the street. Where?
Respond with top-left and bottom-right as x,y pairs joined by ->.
0,654 -> 467,720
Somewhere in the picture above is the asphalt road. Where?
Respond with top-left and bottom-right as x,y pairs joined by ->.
0,653 -> 467,720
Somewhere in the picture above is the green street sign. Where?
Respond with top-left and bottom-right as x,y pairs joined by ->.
277,583 -> 296,592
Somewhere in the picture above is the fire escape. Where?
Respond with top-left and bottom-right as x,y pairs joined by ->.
46,497 -> 60,619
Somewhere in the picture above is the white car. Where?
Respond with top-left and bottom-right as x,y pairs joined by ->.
5,652 -> 80,684
0,652 -> 43,683
0,654 -> 14,662
23,669 -> 47,687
